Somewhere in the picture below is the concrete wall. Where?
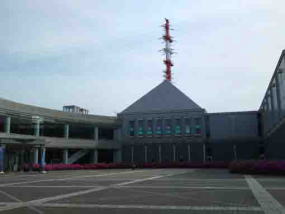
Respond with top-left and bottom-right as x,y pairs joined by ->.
210,143 -> 234,161
264,122 -> 285,159
147,144 -> 159,163
207,111 -> 259,139
189,143 -> 204,162
121,142 -> 205,163
161,144 -> 173,162
176,143 -> 188,162
133,144 -> 145,163
206,111 -> 261,161
209,141 -> 260,161
122,146 -> 132,162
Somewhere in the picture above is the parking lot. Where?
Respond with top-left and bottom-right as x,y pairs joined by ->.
0,168 -> 284,213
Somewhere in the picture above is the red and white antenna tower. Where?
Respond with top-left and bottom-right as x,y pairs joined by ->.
162,18 -> 174,81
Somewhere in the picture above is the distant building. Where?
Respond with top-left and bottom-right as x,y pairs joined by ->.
63,105 -> 89,115
118,80 -> 260,163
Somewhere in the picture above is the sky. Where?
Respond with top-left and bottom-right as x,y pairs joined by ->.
1,0 -> 285,116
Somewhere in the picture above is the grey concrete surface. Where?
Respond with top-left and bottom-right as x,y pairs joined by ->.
268,190 -> 285,206
0,169 -> 284,214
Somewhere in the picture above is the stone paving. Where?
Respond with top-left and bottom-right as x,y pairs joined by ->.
0,169 -> 284,213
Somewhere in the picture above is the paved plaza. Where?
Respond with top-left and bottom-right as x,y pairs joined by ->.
0,169 -> 285,213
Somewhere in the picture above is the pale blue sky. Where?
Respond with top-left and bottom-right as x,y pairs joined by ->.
1,0 -> 284,115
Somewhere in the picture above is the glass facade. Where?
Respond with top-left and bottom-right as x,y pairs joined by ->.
267,93 -> 273,129
129,121 -> 135,136
263,101 -> 269,132
146,120 -> 153,135
138,120 -> 144,136
194,118 -> 202,135
184,118 -> 191,135
272,80 -> 278,107
164,119 -> 172,135
174,119 -> 181,135
0,116 -> 5,132
279,70 -> 285,117
156,119 -> 162,135
271,79 -> 279,124
126,116 -> 204,138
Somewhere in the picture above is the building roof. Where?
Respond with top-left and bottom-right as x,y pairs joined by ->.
0,97 -> 118,127
121,80 -> 203,114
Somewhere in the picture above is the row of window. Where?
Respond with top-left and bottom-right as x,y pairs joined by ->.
128,118 -> 202,137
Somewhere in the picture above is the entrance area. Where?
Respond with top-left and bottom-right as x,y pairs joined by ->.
4,144 -> 34,171
98,149 -> 113,163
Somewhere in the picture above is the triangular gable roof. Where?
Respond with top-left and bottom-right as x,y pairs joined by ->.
121,80 -> 203,114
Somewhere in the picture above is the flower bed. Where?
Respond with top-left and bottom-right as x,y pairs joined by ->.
136,161 -> 229,169
229,160 -> 285,175
33,163 -> 131,171
30,161 -> 229,171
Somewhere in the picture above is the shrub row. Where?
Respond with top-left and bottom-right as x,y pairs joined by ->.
26,161 -> 285,175
229,160 -> 285,175
29,161 -> 229,171
31,163 -> 131,171
136,162 -> 229,169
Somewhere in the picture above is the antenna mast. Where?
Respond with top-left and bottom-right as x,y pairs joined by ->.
162,18 -> 174,81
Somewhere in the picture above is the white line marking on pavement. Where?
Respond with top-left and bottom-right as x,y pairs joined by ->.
38,203 -> 263,211
157,178 -> 245,181
62,178 -> 134,181
0,170 -> 145,187
245,175 -> 285,214
2,186 -> 104,188
7,185 -> 249,190
0,174 -> 44,178
0,190 -> 43,214
0,170 -> 181,212
113,175 -> 166,186
117,185 -> 249,190
113,171 -> 189,187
